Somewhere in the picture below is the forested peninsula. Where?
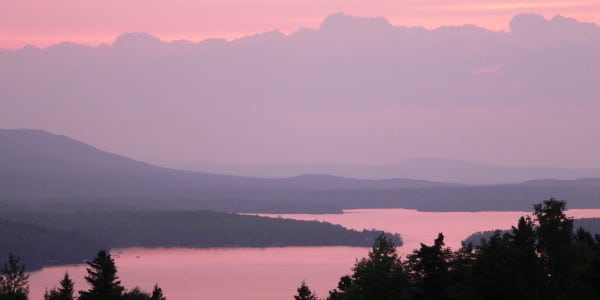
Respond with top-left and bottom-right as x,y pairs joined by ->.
0,209 -> 400,271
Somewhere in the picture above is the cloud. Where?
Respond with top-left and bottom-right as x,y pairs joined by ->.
1,13 -> 599,168
3,0 -> 600,48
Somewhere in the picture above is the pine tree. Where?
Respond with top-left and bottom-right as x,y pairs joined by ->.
122,287 -> 150,300
45,273 -> 75,300
79,250 -> 124,300
294,281 -> 317,300
328,233 -> 409,300
150,285 -> 166,300
58,273 -> 75,300
0,253 -> 29,300
406,233 -> 452,300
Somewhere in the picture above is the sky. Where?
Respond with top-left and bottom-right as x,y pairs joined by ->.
2,0 -> 600,49
2,1 -> 600,175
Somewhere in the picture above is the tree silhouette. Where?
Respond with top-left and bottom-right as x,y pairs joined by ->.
534,198 -> 575,298
122,287 -> 150,300
45,273 -> 75,300
79,250 -> 124,300
406,233 -> 452,299
328,233 -> 409,300
150,285 -> 166,300
121,285 -> 167,300
294,281 -> 317,300
0,253 -> 29,300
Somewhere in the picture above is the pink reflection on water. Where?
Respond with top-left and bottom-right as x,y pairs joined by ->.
261,209 -> 528,252
262,209 -> 600,252
29,247 -> 368,300
28,209 -> 600,300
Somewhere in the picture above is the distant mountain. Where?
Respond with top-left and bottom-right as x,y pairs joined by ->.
271,173 -> 462,189
178,159 -> 600,185
518,178 -> 600,187
0,129 -> 456,211
2,129 -> 600,213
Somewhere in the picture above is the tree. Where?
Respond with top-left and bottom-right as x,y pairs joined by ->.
533,198 -> 575,298
79,250 -> 124,300
121,285 -> 167,300
45,273 -> 75,300
294,281 -> 317,300
328,233 -> 409,300
150,285 -> 166,300
507,216 -> 544,298
0,253 -> 29,300
122,288 -> 150,300
406,233 -> 452,300
44,289 -> 59,300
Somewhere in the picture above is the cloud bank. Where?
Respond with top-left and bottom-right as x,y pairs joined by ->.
1,14 -> 599,170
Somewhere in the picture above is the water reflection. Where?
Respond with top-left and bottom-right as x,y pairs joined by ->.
28,208 -> 600,300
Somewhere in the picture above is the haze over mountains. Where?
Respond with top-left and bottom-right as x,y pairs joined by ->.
0,129 -> 457,211
178,159 -> 600,185
2,129 -> 600,212
1,13 -> 599,172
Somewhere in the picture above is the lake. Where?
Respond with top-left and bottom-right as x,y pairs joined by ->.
28,208 -> 600,300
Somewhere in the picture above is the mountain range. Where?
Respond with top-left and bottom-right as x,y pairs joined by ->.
175,159 -> 600,185
1,129 -> 600,212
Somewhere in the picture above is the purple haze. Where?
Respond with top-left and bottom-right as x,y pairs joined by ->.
1,14 -> 599,180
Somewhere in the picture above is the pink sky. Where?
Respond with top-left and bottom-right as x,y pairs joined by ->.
2,0 -> 600,49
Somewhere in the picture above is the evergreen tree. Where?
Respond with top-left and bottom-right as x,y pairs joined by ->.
294,281 -> 317,300
44,289 -> 59,300
508,216 -> 544,299
150,285 -> 166,300
533,198 -> 575,298
0,253 -> 29,300
122,288 -> 150,300
406,233 -> 452,300
328,233 -> 409,300
122,285 -> 167,300
57,273 -> 75,300
79,250 -> 124,300
45,273 -> 75,300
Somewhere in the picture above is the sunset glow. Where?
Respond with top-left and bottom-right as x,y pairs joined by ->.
2,0 -> 600,49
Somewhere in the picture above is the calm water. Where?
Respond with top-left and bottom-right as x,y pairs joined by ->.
28,208 -> 600,300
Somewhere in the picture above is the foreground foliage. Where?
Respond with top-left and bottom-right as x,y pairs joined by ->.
2,251 -> 166,300
297,198 -> 600,300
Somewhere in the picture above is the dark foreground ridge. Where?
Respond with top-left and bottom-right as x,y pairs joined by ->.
0,209 -> 401,271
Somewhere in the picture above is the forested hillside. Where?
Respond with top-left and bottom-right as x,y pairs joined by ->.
0,210 -> 400,271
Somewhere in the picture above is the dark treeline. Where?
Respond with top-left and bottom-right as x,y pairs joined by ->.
0,209 -> 401,271
297,199 -> 600,300
0,250 -> 166,300
465,217 -> 600,246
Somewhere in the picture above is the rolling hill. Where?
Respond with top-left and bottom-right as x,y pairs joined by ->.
0,129 -> 456,212
1,129 -> 600,212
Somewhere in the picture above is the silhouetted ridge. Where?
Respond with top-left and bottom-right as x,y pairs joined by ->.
0,129 -> 462,212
